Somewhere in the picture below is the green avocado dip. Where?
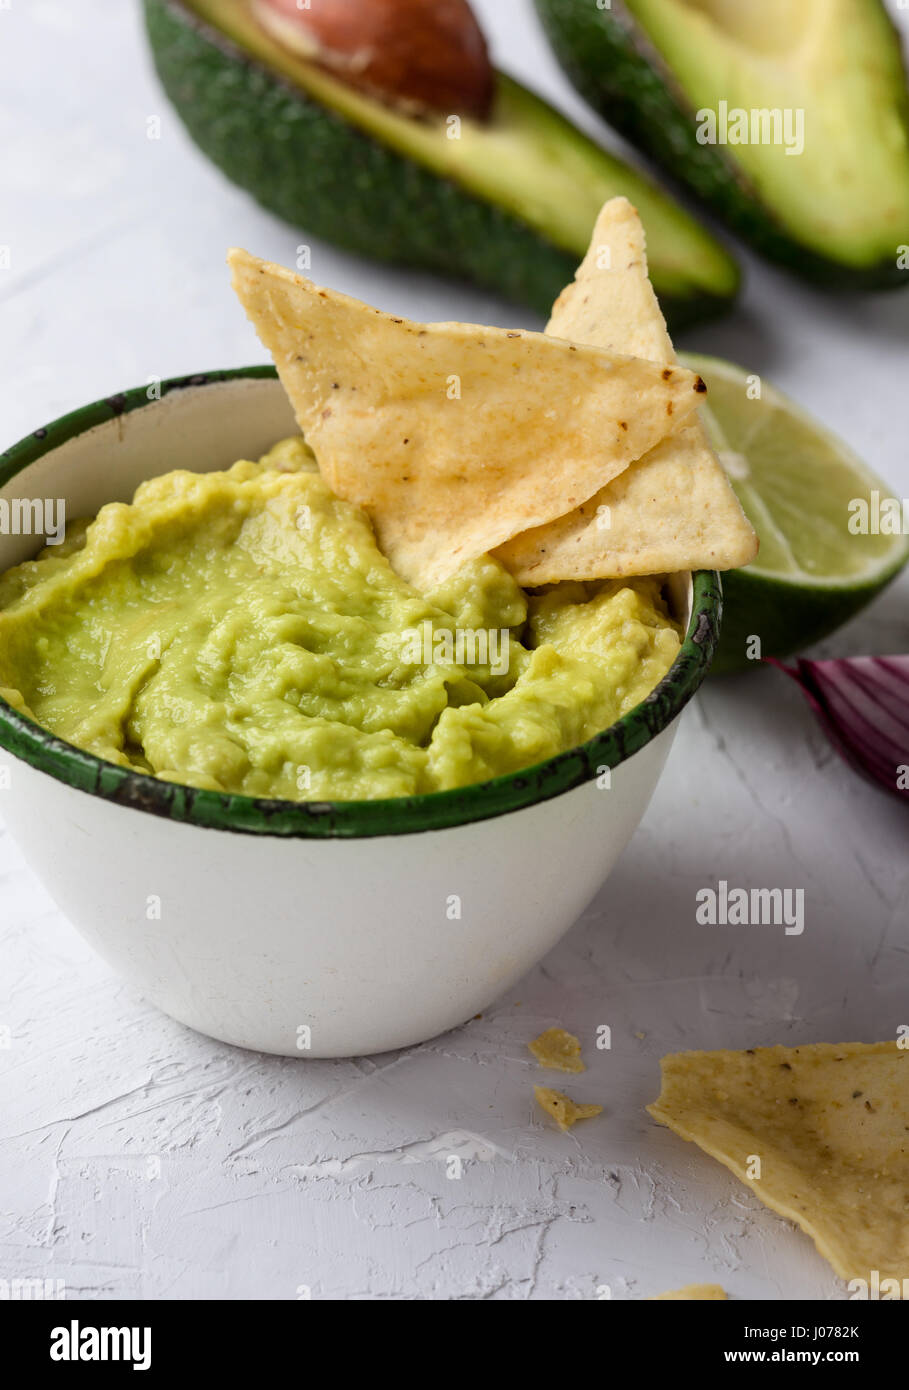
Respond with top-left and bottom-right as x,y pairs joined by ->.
0,440 -> 681,801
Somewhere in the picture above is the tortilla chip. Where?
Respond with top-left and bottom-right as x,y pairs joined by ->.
495,198 -> 758,582
650,1285 -> 727,1301
648,1041 -> 909,1283
229,247 -> 704,589
529,1027 -> 585,1073
535,1086 -> 602,1131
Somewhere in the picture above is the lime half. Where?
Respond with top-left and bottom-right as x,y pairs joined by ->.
681,354 -> 909,675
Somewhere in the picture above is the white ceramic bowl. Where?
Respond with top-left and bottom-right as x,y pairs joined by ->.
0,371 -> 721,1057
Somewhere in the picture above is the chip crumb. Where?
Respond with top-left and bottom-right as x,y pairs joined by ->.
529,1027 -> 585,1073
534,1085 -> 602,1131
649,1284 -> 727,1301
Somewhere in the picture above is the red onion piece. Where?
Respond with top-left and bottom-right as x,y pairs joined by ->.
767,656 -> 909,802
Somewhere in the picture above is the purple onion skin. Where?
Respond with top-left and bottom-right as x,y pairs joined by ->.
767,657 -> 909,803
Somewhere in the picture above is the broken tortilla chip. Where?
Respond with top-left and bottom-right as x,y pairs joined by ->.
495,198 -> 758,582
535,1085 -> 602,1131
648,1041 -> 909,1284
228,246 -> 704,589
529,1027 -> 586,1073
649,1285 -> 727,1301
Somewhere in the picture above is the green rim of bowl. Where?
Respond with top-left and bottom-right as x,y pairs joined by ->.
0,368 -> 722,838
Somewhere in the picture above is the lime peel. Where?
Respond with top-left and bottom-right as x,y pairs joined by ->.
681,353 -> 909,673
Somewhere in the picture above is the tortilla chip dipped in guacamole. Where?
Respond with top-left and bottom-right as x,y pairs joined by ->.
228,246 -> 705,590
497,198 -> 757,582
649,1041 -> 909,1286
0,441 -> 681,801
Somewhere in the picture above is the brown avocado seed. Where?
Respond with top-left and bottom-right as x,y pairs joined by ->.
251,0 -> 495,121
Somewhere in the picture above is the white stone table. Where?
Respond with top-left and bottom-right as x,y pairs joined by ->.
1,0 -> 907,1300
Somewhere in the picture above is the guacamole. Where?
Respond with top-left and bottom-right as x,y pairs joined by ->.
0,441 -> 681,801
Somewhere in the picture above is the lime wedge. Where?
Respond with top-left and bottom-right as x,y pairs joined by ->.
681,354 -> 909,675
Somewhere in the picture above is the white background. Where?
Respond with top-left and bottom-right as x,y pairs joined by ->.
0,0 -> 907,1300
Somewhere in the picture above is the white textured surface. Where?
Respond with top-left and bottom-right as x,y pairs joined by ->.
1,0 -> 908,1301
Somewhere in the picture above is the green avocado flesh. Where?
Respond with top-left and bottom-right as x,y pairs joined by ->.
536,0 -> 909,287
0,441 -> 681,803
142,0 -> 739,326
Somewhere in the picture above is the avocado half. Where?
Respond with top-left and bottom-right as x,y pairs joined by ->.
142,0 -> 740,327
536,0 -> 909,290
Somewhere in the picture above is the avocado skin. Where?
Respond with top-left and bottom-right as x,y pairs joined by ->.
143,0 -> 729,328
536,0 -> 909,291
